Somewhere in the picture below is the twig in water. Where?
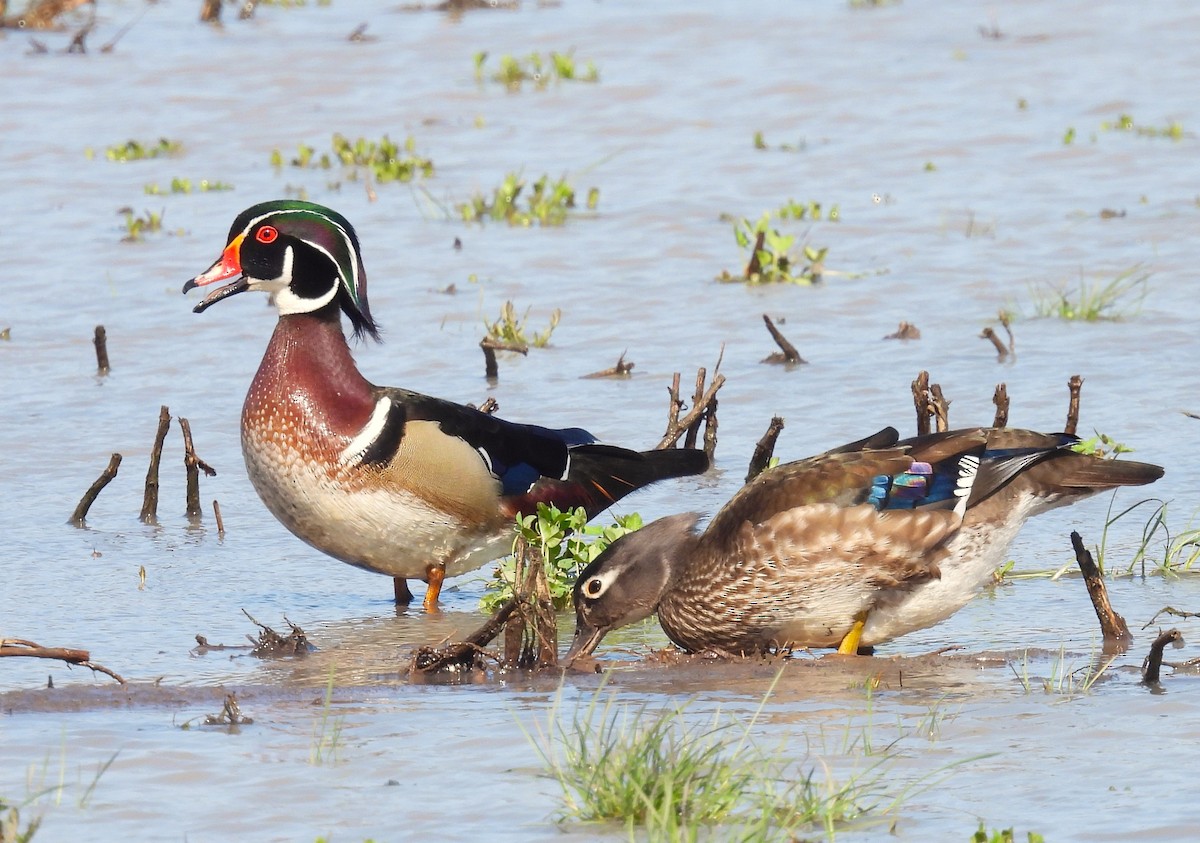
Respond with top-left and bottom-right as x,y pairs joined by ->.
1071,530 -> 1131,649
1065,375 -> 1083,436
0,638 -> 126,684
93,325 -> 110,374
746,416 -> 785,483
912,370 -> 931,436
759,314 -> 805,364
980,326 -> 1009,361
479,336 -> 528,379
883,321 -> 921,340
69,453 -> 122,526
1142,629 -> 1184,683
657,368 -> 724,459
992,383 -> 1009,428
581,351 -> 634,379
1142,606 -> 1200,629
213,499 -> 225,536
179,417 -> 216,520
141,405 -> 171,524
930,383 -> 950,432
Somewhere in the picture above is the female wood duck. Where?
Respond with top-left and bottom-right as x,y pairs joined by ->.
183,200 -> 709,610
565,426 -> 1163,661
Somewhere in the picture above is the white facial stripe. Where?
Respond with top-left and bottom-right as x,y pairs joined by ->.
339,396 -> 393,467
583,568 -> 621,599
240,208 -> 359,294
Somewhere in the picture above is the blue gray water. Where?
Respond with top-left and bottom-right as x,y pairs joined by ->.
3,1 -> 1200,840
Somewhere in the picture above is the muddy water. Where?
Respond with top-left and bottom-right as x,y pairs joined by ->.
3,1 -> 1200,840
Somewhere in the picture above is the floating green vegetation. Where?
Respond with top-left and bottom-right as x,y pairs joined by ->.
777,198 -> 839,221
458,172 -> 597,226
1029,266 -> 1150,321
480,504 -> 640,613
120,208 -> 164,242
144,178 -> 234,195
100,138 -> 183,162
718,213 -> 827,285
1100,113 -> 1185,140
973,824 -> 1046,843
752,131 -> 806,152
1062,127 -> 1076,145
484,300 -> 562,348
271,134 -> 434,183
474,50 -> 599,90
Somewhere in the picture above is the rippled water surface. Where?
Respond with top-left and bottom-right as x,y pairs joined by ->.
4,1 -> 1200,840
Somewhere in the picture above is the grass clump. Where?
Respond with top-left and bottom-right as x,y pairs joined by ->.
1029,266 -> 1149,321
531,682 -> 890,840
483,300 -> 562,348
474,50 -> 599,90
101,138 -> 182,161
480,504 -> 640,613
271,134 -> 434,183
0,797 -> 41,843
144,178 -> 234,195
458,172 -> 597,226
718,213 -> 827,285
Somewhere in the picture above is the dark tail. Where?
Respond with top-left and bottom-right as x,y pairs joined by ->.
1022,451 -> 1163,495
512,445 -> 708,518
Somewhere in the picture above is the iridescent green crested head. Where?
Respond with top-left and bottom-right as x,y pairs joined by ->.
184,199 -> 380,342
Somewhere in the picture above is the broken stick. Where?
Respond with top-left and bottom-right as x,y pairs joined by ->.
1142,628 -> 1184,683
0,638 -> 125,684
992,383 -> 1009,428
179,417 -> 216,519
93,325 -> 110,374
140,405 -> 171,524
69,453 -> 122,526
1070,531 -> 1131,647
1065,375 -> 1083,436
746,416 -> 785,483
760,314 -> 805,364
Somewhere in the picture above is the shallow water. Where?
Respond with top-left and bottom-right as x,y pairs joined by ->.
3,1 -> 1200,840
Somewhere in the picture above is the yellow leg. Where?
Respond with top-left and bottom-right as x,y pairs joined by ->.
837,611 -> 869,655
422,565 -> 446,612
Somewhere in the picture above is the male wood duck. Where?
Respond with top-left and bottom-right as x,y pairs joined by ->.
565,426 -> 1163,661
183,200 -> 709,610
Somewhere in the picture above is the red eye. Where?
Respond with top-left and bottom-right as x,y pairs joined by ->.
256,225 -> 279,244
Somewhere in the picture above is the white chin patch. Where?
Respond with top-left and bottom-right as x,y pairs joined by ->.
249,245 -> 338,315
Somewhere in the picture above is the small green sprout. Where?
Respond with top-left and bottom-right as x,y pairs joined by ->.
104,138 -> 182,161
481,505 -> 642,613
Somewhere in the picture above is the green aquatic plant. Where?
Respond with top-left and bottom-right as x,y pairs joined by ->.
474,50 -> 599,90
1100,113 -> 1185,140
483,300 -> 561,348
480,504 -> 641,613
1029,266 -> 1150,321
120,208 -> 164,242
144,178 -> 234,195
752,131 -> 806,153
1069,431 -> 1133,459
972,823 -> 1046,843
101,137 -> 182,161
777,198 -> 839,221
271,134 -> 434,184
718,213 -> 827,285
458,172 -> 594,226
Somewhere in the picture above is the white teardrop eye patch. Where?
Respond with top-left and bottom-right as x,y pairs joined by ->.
582,572 -> 617,600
